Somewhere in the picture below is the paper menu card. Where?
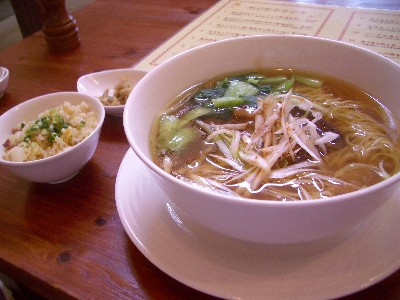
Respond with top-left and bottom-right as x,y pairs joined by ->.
133,0 -> 400,72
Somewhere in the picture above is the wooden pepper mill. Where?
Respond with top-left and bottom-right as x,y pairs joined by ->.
36,0 -> 80,53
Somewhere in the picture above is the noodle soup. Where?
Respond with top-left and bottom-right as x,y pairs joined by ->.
151,70 -> 400,201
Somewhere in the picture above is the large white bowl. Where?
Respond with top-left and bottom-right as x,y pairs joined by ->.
124,35 -> 400,244
0,92 -> 105,183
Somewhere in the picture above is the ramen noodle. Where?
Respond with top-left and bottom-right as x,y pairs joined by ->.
151,70 -> 400,201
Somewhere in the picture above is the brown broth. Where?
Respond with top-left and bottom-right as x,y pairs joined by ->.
150,70 -> 400,201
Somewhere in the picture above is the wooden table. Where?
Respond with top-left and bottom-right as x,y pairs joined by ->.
0,0 -> 399,299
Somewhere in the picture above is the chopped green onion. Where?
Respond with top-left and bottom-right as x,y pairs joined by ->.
47,132 -> 57,144
23,135 -> 31,143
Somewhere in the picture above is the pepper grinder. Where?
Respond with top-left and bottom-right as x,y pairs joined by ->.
37,0 -> 80,53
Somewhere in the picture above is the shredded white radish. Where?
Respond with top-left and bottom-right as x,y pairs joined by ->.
269,161 -> 318,178
197,90 -> 341,194
208,153 -> 244,172
314,132 -> 340,145
214,122 -> 249,130
230,130 -> 241,158
163,155 -> 173,174
206,129 -> 232,142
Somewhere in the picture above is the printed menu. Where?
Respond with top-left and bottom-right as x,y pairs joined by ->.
133,0 -> 400,72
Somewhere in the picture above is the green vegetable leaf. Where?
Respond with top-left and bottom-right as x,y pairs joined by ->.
224,81 -> 259,98
194,87 -> 226,103
178,106 -> 212,127
165,127 -> 197,153
158,115 -> 180,147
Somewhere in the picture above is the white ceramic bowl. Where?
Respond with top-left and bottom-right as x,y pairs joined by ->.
0,67 -> 9,98
77,68 -> 146,117
124,35 -> 400,244
0,92 -> 105,183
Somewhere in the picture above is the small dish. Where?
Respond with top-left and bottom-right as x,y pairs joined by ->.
0,67 -> 10,98
0,92 -> 105,183
77,68 -> 146,117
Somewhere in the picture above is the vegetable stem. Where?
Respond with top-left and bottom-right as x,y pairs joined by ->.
294,75 -> 324,88
273,76 -> 295,93
212,97 -> 244,108
258,76 -> 288,85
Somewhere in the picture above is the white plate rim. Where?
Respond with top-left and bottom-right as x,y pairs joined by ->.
115,148 -> 400,300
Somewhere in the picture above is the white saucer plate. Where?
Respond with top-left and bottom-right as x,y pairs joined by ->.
115,148 -> 400,300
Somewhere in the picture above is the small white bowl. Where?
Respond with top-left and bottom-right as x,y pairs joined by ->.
0,92 -> 105,183
77,68 -> 146,117
0,67 -> 9,98
124,35 -> 400,244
